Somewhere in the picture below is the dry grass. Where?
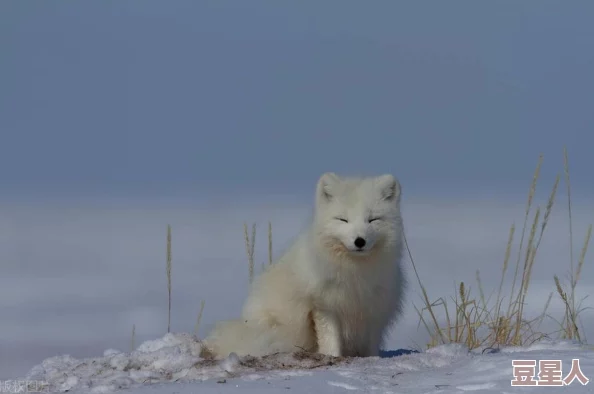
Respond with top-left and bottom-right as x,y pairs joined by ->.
243,221 -> 275,283
166,224 -> 172,333
131,324 -> 136,352
409,149 -> 591,350
244,223 -> 256,283
554,147 -> 593,342
164,224 -> 207,338
268,221 -> 273,266
194,300 -> 206,336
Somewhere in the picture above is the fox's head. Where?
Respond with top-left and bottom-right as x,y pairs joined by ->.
313,172 -> 403,261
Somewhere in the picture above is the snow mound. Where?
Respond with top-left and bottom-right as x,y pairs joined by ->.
21,333 -> 461,393
21,333 -> 593,393
24,333 -> 205,393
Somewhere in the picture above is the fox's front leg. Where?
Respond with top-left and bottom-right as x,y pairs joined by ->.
312,309 -> 342,357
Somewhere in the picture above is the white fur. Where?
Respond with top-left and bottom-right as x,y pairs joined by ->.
203,173 -> 406,358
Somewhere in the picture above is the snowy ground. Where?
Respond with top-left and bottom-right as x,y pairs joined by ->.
14,332 -> 593,393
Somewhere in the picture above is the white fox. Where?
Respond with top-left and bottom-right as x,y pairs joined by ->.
203,172 -> 406,358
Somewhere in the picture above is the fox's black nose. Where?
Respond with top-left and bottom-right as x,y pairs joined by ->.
354,237 -> 366,249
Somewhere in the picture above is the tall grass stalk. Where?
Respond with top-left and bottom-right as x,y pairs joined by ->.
131,324 -> 136,352
194,300 -> 206,336
268,221 -> 273,266
244,222 -> 256,283
166,224 -> 172,333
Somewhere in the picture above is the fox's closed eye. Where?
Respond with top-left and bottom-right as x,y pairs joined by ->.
335,218 -> 349,223
368,218 -> 381,223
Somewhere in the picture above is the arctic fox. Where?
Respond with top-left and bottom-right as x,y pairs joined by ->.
202,172 -> 406,359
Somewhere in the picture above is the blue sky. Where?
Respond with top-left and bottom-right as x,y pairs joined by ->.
2,1 -> 593,201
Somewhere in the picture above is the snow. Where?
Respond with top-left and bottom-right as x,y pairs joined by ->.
14,332 -> 593,393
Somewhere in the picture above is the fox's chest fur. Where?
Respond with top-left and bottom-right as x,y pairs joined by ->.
311,261 -> 394,316
304,248 -> 402,356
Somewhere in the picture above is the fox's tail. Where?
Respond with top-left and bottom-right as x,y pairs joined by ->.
201,318 -> 303,359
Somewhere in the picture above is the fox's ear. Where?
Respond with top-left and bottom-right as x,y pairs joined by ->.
376,174 -> 401,202
316,172 -> 340,202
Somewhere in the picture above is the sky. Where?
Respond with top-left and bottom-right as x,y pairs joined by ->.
1,0 -> 594,381
1,1 -> 594,202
